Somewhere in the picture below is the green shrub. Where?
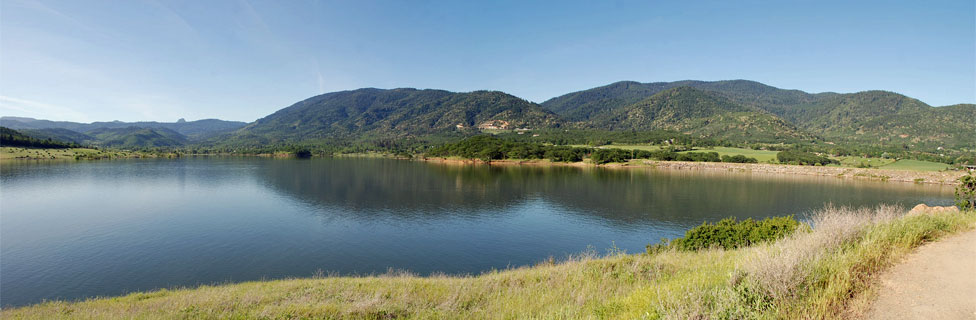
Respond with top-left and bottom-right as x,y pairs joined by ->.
721,155 -> 759,163
293,148 -> 312,158
957,173 -> 976,210
776,150 -> 837,166
426,135 -> 591,162
634,149 -> 678,161
676,152 -> 721,162
648,216 -> 800,253
590,148 -> 632,164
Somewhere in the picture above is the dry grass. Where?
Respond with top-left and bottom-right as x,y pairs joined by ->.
610,205 -> 973,319
5,207 -> 974,319
745,205 -> 900,301
4,250 -> 712,319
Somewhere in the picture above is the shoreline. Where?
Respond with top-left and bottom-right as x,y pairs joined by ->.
3,148 -> 966,185
420,157 -> 968,185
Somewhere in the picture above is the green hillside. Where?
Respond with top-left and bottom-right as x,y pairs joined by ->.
541,80 -> 832,122
797,95 -> 975,149
588,87 -> 810,142
226,88 -> 562,144
0,127 -> 81,148
540,81 -> 674,121
541,80 -> 975,150
4,80 -> 973,152
18,128 -> 94,145
0,117 -> 246,140
86,127 -> 188,148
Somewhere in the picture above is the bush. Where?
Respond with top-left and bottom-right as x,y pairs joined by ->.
957,173 -> 976,210
633,149 -> 678,161
427,135 -> 592,162
648,216 -> 800,252
293,148 -> 312,158
776,150 -> 836,166
721,155 -> 759,163
676,152 -> 721,162
544,146 -> 588,162
590,148 -> 632,164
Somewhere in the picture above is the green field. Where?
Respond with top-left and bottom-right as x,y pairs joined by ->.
880,159 -> 950,172
829,157 -> 949,172
680,146 -> 780,162
0,147 -> 163,160
602,144 -> 663,151
0,147 -> 102,160
606,145 -> 780,162
830,156 -> 896,168
550,144 -> 959,173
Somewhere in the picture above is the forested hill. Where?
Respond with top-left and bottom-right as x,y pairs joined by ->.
540,80 -> 828,121
542,80 -> 975,149
586,87 -> 810,142
224,88 -> 562,144
0,127 -> 81,148
0,117 -> 246,140
4,80 -> 973,151
85,127 -> 188,148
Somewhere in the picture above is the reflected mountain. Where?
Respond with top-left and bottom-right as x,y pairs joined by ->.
255,158 -> 954,227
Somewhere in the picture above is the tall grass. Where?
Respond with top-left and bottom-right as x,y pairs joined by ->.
4,206 -> 973,319
640,205 -> 974,319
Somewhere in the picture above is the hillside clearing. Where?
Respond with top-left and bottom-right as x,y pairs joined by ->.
880,159 -> 951,172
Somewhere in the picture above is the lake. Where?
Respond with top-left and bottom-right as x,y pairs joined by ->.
0,157 -> 955,307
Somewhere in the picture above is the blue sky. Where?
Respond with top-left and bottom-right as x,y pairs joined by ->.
1,0 -> 973,122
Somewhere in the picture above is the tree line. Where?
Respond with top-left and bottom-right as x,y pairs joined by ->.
426,135 -> 764,165
0,127 -> 81,149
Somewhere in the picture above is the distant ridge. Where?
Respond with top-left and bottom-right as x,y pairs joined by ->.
226,88 -> 561,144
0,117 -> 247,148
584,87 -> 810,142
0,117 -> 246,140
541,80 -> 975,149
4,80 -> 973,150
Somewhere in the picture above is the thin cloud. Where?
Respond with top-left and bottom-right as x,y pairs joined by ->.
12,0 -> 115,41
0,96 -> 90,122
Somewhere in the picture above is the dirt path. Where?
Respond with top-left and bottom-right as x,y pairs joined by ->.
865,228 -> 976,320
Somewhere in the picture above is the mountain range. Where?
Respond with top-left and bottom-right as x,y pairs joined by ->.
0,117 -> 246,148
2,80 -> 973,151
541,80 -> 975,148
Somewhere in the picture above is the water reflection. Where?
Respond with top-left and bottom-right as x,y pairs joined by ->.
257,158 -> 954,226
0,157 -> 955,307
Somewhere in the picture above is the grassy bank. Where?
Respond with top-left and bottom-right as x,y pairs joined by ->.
5,207 -> 973,319
422,156 -> 966,185
1,147 -> 104,160
583,144 -> 954,172
0,147 -> 177,161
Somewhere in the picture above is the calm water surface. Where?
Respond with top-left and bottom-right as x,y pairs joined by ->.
0,157 -> 954,306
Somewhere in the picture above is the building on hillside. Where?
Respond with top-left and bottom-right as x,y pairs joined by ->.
477,120 -> 511,130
